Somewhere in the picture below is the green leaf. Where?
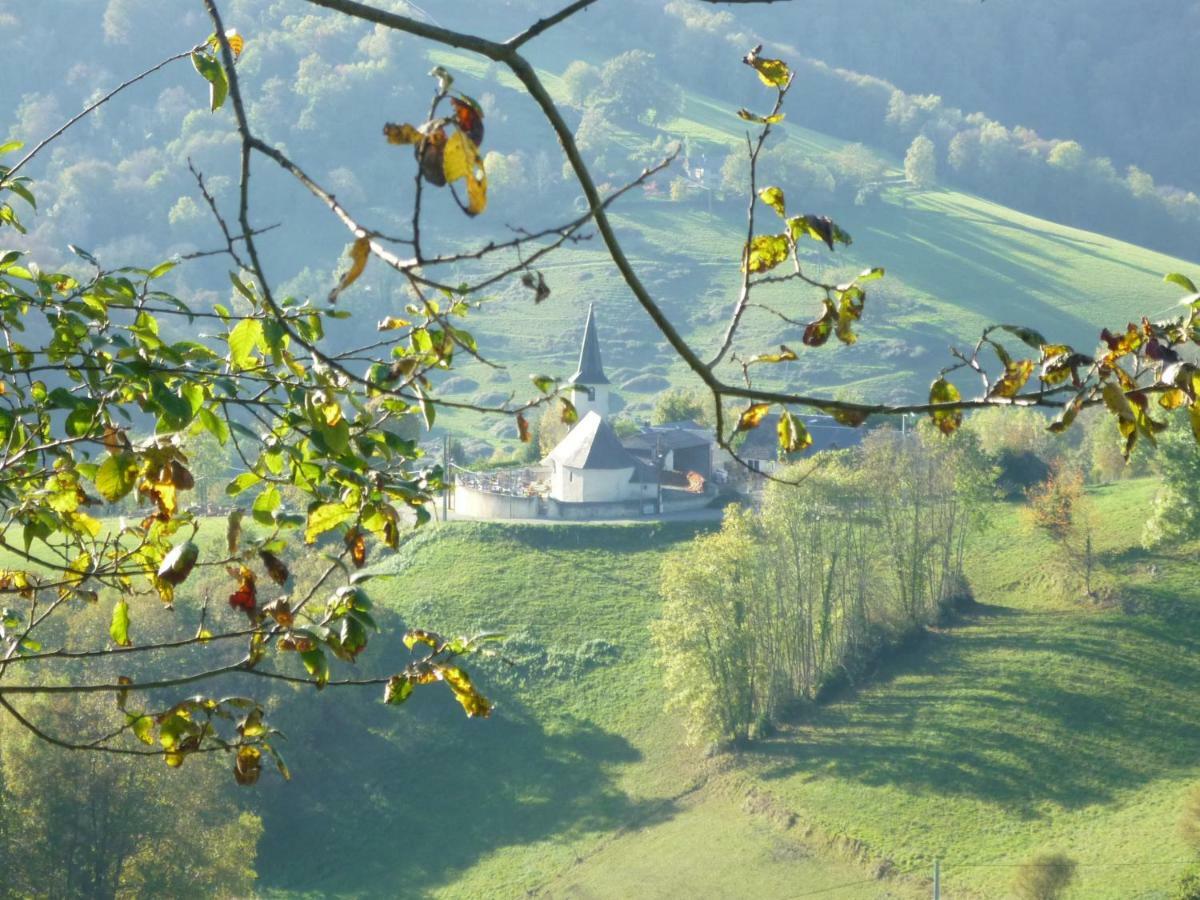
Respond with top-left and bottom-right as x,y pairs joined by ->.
0,140 -> 24,155
109,600 -> 131,647
1165,272 -> 1198,293
228,318 -> 264,370
300,648 -> 330,688
857,267 -> 885,282
385,675 -> 414,705
198,407 -> 230,445
191,50 -> 229,112
252,485 -> 281,526
95,453 -> 137,502
304,502 -> 354,544
127,713 -> 155,745
229,272 -> 257,303
226,471 -> 260,496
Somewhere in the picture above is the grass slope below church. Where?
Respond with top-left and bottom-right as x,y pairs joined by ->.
419,51 -> 1197,446
256,478 -> 1200,898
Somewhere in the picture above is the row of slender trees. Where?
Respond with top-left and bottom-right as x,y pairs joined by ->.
654,429 -> 992,744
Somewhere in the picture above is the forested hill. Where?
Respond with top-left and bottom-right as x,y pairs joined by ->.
1,0 -> 1197,456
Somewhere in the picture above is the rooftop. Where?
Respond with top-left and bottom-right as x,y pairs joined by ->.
546,411 -> 641,470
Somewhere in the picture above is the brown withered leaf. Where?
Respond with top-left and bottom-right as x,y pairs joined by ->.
345,527 -> 367,569
258,550 -> 289,586
450,95 -> 484,145
383,122 -> 422,145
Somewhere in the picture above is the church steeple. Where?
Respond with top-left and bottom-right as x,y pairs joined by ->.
570,303 -> 609,386
568,304 -> 610,421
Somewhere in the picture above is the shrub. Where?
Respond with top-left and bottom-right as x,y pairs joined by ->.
1012,851 -> 1077,900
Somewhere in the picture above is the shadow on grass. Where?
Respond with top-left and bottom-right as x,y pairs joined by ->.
749,601 -> 1200,818
255,678 -> 672,896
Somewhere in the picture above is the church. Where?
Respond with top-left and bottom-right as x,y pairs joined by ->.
450,305 -> 718,520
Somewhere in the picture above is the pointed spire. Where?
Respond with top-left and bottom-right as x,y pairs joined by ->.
569,303 -> 609,385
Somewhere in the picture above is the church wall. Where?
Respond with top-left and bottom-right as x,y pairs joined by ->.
570,383 -> 610,421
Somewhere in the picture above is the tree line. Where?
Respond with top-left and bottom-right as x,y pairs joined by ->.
654,428 -> 991,744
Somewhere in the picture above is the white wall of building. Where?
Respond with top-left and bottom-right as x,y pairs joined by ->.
571,383 -> 610,421
550,463 -> 654,503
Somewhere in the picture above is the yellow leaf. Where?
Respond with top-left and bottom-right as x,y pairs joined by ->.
328,237 -> 370,304
442,130 -> 487,216
377,316 -> 410,331
743,45 -> 791,88
758,186 -> 786,218
743,234 -> 789,274
928,377 -> 962,435
225,29 -> 245,59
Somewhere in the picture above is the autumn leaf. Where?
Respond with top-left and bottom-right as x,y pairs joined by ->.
259,550 -> 289,586
419,126 -> 448,186
758,186 -> 786,218
442,130 -> 487,216
328,236 -> 370,304
928,377 -> 963,434
803,300 -> 836,347
777,410 -> 812,455
345,527 -> 367,569
228,566 -> 257,616
736,109 -> 784,125
749,345 -> 797,365
439,665 -> 492,718
743,234 -> 789,274
383,123 -> 422,145
234,745 -> 262,786
516,412 -> 531,443
991,359 -> 1036,399
450,95 -> 485,145
742,44 -> 791,88
736,403 -> 771,433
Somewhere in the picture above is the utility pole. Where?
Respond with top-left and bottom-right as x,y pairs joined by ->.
933,859 -> 940,900
442,433 -> 450,521
655,433 -> 663,515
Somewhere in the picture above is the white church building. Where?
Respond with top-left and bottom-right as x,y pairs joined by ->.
451,305 -> 717,520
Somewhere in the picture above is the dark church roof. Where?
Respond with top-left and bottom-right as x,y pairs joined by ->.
546,411 -> 639,470
568,304 -> 609,385
623,424 -> 712,453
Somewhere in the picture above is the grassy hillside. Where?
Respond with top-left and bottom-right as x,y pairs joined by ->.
418,51 -> 1197,447
246,478 -> 1200,899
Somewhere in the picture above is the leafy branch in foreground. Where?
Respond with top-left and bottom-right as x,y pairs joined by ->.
0,0 -> 1194,782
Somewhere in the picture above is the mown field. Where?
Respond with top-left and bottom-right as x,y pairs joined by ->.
242,477 -> 1200,899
